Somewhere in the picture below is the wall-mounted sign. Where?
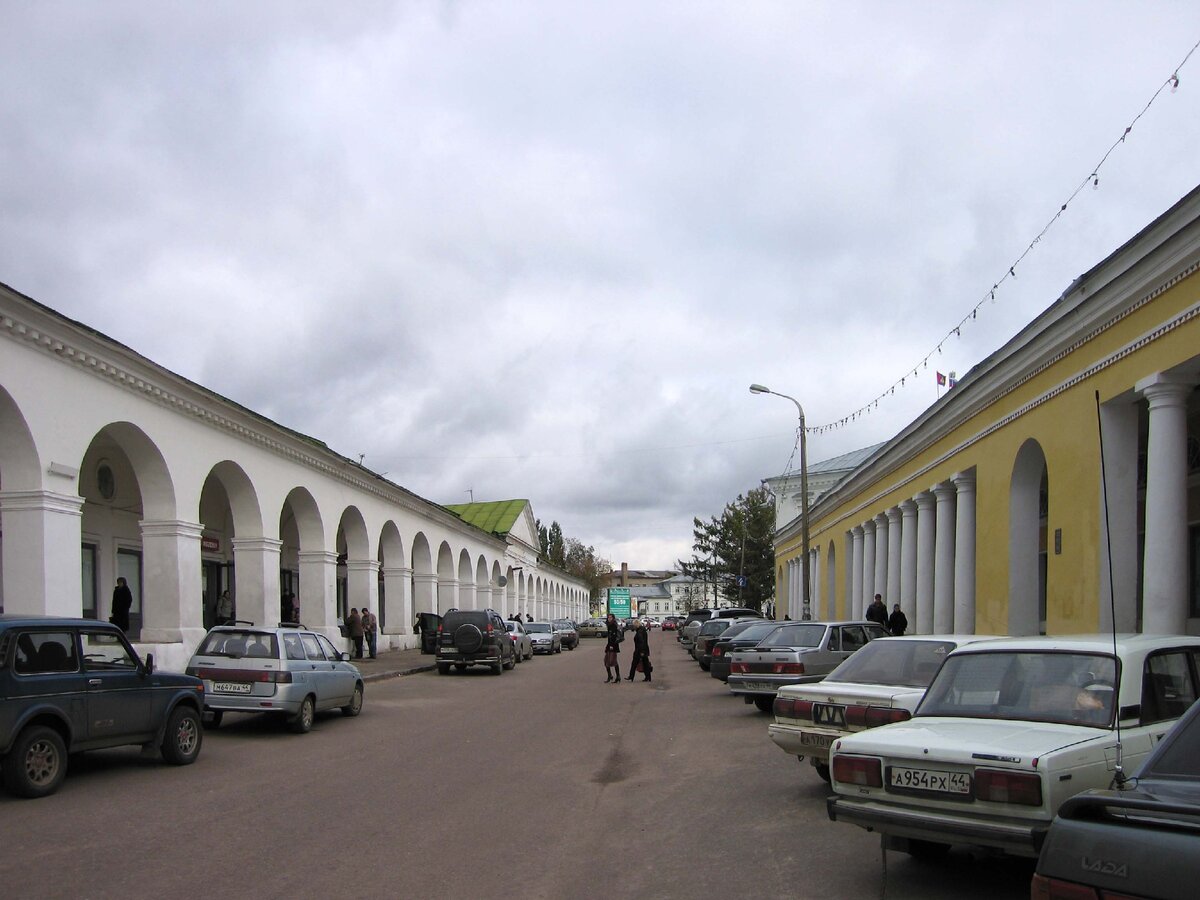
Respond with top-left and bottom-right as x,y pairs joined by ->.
201,536 -> 221,553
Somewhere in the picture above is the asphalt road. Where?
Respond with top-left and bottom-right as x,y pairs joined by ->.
0,631 -> 1035,899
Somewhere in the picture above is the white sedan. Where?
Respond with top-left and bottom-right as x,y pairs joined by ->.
769,634 -> 996,782
827,634 -> 1200,858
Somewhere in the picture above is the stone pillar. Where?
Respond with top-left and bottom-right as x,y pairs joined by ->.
297,549 -> 338,633
412,573 -> 438,616
861,520 -> 876,618
872,514 -> 888,606
347,558 -> 380,624
0,490 -> 83,617
932,482 -> 957,634
231,536 -> 284,631
899,499 -> 918,618
915,491 -> 936,634
381,566 -> 413,634
886,507 -> 902,607
437,579 -> 459,615
850,526 -> 865,620
140,519 -> 205,645
476,585 -> 492,614
810,547 -> 821,621
952,471 -> 977,634
1098,399 -> 1139,633
1138,375 -> 1193,634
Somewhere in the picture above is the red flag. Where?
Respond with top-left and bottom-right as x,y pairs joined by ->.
936,371 -> 946,386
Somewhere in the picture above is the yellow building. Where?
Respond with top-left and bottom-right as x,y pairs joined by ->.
774,186 -> 1200,637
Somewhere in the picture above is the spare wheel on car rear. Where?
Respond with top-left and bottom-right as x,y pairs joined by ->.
454,623 -> 484,653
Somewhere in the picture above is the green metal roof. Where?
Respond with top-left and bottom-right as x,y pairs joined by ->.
443,500 -> 530,537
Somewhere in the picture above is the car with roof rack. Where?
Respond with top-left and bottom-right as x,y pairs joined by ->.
826,633 -> 1200,859
1,615 -> 205,798
186,620 -> 363,733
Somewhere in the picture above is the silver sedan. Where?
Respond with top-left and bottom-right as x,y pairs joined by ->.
525,622 -> 562,654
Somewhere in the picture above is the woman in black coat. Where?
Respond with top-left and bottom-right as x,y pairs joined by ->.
626,622 -> 652,683
604,613 -> 622,684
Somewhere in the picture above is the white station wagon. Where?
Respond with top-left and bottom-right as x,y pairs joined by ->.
768,634 -> 997,782
826,634 -> 1200,858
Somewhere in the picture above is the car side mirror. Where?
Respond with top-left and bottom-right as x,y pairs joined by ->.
340,652 -> 351,662
144,653 -> 155,675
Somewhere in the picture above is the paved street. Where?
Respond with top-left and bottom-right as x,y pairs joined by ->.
0,631 -> 1035,899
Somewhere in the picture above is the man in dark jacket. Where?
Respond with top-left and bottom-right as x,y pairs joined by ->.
110,577 -> 133,632
888,603 -> 908,636
626,622 -> 652,683
866,593 -> 889,629
346,607 -> 364,658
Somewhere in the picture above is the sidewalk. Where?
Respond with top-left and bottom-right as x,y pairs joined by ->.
347,645 -> 438,683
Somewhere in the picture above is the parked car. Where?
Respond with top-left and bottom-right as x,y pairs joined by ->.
709,621 -> 789,682
505,620 -> 533,661
662,617 -> 680,632
680,608 -> 760,648
526,622 -> 562,654
1033,686 -> 1200,899
729,621 -> 888,711
436,608 -> 517,675
188,622 -> 364,732
692,617 -> 760,669
827,634 -> 1200,859
578,619 -> 608,638
768,634 -> 997,782
1,615 -> 204,798
553,619 -> 579,650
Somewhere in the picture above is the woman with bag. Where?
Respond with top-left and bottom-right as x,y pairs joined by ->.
603,613 -> 622,684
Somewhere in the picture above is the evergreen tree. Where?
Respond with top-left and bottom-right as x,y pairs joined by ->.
678,485 -> 775,612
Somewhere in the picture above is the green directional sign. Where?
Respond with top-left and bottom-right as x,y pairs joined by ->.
607,588 -> 631,619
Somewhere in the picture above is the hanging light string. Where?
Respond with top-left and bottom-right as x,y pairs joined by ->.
807,37 -> 1200,436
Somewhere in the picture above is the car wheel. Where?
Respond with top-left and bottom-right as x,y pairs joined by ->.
437,663 -> 450,675
341,683 -> 364,717
699,660 -> 710,671
555,644 -> 562,654
161,705 -> 202,765
753,696 -> 774,713
525,648 -> 533,661
288,696 -> 315,734
455,664 -> 468,671
203,710 -> 223,730
813,762 -> 831,783
504,651 -> 516,670
905,840 -> 951,861
3,725 -> 67,798
492,661 -> 503,675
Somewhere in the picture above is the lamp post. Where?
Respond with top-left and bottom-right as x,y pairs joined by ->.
750,383 -> 810,620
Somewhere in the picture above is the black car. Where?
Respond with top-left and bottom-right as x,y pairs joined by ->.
708,621 -> 786,682
693,617 -> 760,669
1033,692 -> 1200,899
0,615 -> 205,798
435,608 -> 517,675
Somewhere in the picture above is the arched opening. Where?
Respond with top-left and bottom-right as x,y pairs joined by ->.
1010,439 -> 1049,636
198,461 -> 262,629
411,532 -> 435,618
336,507 -> 371,623
378,521 -> 405,631
0,386 -> 47,614
279,487 -> 324,629
436,542 -> 455,613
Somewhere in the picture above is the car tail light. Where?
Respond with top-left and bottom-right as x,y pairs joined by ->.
712,646 -> 723,657
1030,874 -> 1105,899
731,661 -> 748,674
772,662 -> 805,675
773,697 -> 813,720
189,667 -> 291,684
792,699 -> 813,720
831,754 -> 883,788
974,768 -> 1042,806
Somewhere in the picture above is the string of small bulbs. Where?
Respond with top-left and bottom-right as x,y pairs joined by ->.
805,38 -> 1199,436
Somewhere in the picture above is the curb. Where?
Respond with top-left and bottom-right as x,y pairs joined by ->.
362,664 -> 436,683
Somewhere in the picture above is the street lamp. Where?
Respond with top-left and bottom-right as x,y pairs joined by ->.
749,383 -> 811,620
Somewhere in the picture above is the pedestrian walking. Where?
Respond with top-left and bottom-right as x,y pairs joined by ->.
361,606 -> 378,659
888,603 -> 908,636
626,620 -> 652,682
110,577 -> 133,633
347,607 -> 364,658
866,593 -> 889,628
603,613 -> 622,683
216,590 -> 233,625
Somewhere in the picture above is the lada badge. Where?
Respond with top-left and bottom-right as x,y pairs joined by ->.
973,752 -> 1022,764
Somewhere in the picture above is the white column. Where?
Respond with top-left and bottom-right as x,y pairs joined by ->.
872,514 -> 888,606
932,482 -> 957,634
810,547 -> 821,621
790,558 -> 799,617
915,491 -> 936,634
1138,375 -> 1193,634
477,585 -> 492,614
298,549 -> 338,633
952,471 -> 977,634
850,526 -> 865,619
1098,399 -> 1139,633
412,572 -> 438,617
438,579 -> 459,615
0,490 -> 83,617
141,519 -> 205,644
899,499 -> 918,618
347,558 -> 380,623
886,507 -> 902,607
862,520 -> 876,617
233,536 -> 284,631
381,566 -> 413,635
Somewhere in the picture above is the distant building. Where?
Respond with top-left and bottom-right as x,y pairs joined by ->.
763,443 -> 885,531
601,563 -> 677,590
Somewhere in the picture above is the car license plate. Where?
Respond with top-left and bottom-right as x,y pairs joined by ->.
214,681 -> 252,694
889,766 -> 970,795
812,703 -> 846,727
742,681 -> 773,692
800,731 -> 834,749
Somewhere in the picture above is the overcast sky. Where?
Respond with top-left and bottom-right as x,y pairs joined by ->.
3,2 -> 1199,569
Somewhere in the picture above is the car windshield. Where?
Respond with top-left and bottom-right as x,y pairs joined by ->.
197,630 -> 279,659
918,650 -> 1117,727
757,624 -> 825,649
724,622 -> 779,643
506,623 -> 521,632
699,620 -> 732,636
527,623 -> 552,633
827,639 -> 959,688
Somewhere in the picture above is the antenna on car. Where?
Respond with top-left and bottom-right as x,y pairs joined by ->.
1095,390 -> 1126,788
